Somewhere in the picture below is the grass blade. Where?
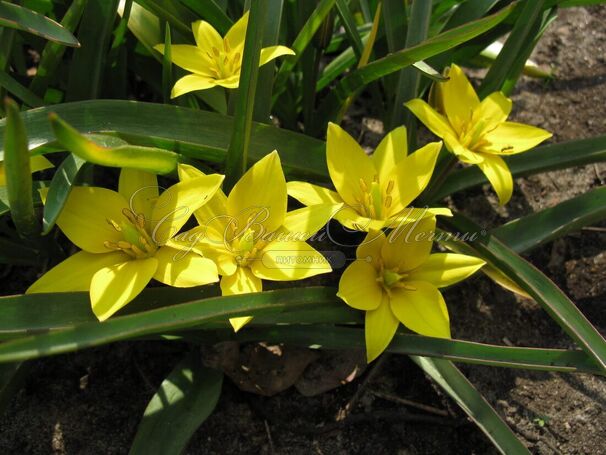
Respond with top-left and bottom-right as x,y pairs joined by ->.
0,70 -> 43,107
161,23 -> 173,104
224,0 -> 267,191
443,214 -> 606,373
0,0 -> 79,46
411,357 -> 530,454
3,98 -> 39,238
130,353 -> 223,455
179,0 -> 233,35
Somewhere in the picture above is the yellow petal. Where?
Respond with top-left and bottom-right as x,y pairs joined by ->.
481,122 -> 552,155
482,264 -> 531,299
151,174 -> 224,245
26,251 -> 128,294
224,11 -> 249,53
372,126 -> 408,186
90,257 -> 158,321
192,20 -> 223,51
227,151 -> 287,235
337,259 -> 382,311
405,98 -> 457,139
30,154 -> 54,174
154,44 -> 213,76
389,282 -> 450,338
443,134 -> 484,164
253,241 -> 332,281
387,141 -> 442,212
281,203 -> 342,241
287,181 -> 342,206
476,154 -> 513,205
118,168 -> 159,224
384,207 -> 452,229
408,253 -> 485,288
259,45 -> 295,66
178,164 -> 229,231
153,246 -> 219,287
171,74 -> 217,98
441,64 -> 479,132
356,229 -> 386,270
471,91 -> 512,133
365,295 -> 399,362
213,74 -> 240,89
333,206 -> 386,232
57,186 -> 129,253
220,264 -> 259,332
381,216 -> 436,271
326,122 -> 375,207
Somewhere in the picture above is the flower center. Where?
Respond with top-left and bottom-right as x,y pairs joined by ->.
104,208 -> 158,259
230,227 -> 261,267
355,176 -> 395,220
376,263 -> 416,293
206,38 -> 242,79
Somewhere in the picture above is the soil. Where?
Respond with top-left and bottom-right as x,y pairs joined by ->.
1,5 -> 605,455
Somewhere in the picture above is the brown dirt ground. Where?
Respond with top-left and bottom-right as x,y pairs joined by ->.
1,5 -> 605,455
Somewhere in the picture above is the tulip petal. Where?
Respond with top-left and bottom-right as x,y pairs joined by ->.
151,174 -> 224,245
337,260 -> 382,311
381,216 -> 436,271
365,296 -> 399,362
118,168 -> 159,225
405,98 -> 457,139
481,121 -> 552,155
333,206 -> 386,231
227,151 -> 287,235
90,257 -> 158,321
177,164 -> 229,232
252,241 -> 331,281
171,74 -> 217,98
154,44 -> 213,76
408,253 -> 485,288
192,20 -> 223,51
472,91 -> 512,133
384,207 -> 452,229
372,126 -> 408,186
259,45 -> 295,66
326,122 -> 376,207
388,141 -> 442,211
476,154 -> 513,205
153,246 -> 219,287
214,74 -> 240,89
441,64 -> 479,132
30,154 -> 54,173
356,230 -> 386,269
225,11 -> 249,53
443,134 -> 484,164
287,181 -> 342,206
26,251 -> 129,294
389,282 -> 450,338
281,204 -> 342,241
56,186 -> 129,253
220,265 -> 259,332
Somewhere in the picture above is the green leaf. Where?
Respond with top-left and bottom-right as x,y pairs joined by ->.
433,135 -> 606,201
188,326 -> 603,375
29,0 -> 88,98
179,0 -> 233,35
41,153 -> 86,235
49,113 -> 179,174
313,2 -> 514,129
478,0 -> 549,97
0,100 -> 328,180
0,0 -> 79,46
130,353 -> 223,455
65,0 -> 119,101
273,0 -> 337,95
335,0 -> 364,59
161,22 -> 173,104
224,0 -> 267,191
0,70 -> 44,107
442,214 -> 606,373
493,186 -> 606,253
411,357 -> 530,454
3,98 -> 39,238
134,0 -> 192,37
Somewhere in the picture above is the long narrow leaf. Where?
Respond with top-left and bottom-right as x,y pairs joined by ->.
0,70 -> 43,107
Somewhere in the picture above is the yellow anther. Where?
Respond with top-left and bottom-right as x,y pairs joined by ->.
384,196 -> 392,208
107,218 -> 122,231
118,240 -> 132,250
385,180 -> 394,195
104,241 -> 118,250
223,37 -> 231,53
131,244 -> 146,257
212,46 -> 220,57
136,213 -> 146,229
359,178 -> 369,193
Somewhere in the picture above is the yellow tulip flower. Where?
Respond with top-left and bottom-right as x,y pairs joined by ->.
406,64 -> 552,205
27,168 -> 224,321
287,123 -> 452,232
171,151 -> 339,331
337,217 -> 485,362
0,154 -> 53,186
154,12 -> 294,97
